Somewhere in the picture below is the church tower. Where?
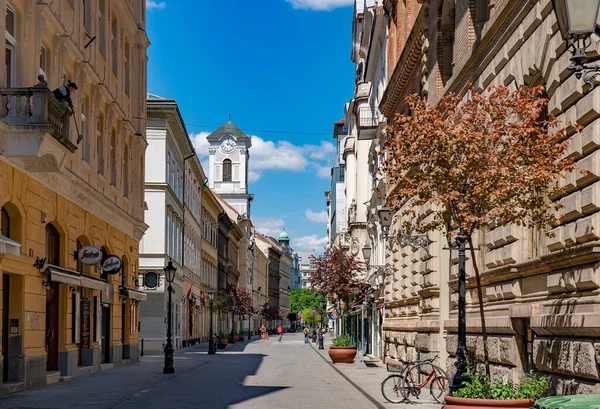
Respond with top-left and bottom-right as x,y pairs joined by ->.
207,120 -> 253,218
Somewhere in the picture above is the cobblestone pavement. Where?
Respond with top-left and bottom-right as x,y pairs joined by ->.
0,334 -> 378,409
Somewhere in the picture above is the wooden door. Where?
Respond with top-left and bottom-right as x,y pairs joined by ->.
45,283 -> 59,371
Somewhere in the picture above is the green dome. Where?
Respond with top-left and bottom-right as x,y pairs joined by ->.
279,230 -> 290,241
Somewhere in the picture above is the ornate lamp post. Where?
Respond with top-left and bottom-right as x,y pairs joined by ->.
552,0 -> 600,88
207,290 -> 216,355
163,260 -> 176,374
318,299 -> 325,350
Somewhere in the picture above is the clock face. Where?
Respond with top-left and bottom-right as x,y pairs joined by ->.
221,138 -> 236,153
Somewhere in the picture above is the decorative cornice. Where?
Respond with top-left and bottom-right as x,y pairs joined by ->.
379,4 -> 427,118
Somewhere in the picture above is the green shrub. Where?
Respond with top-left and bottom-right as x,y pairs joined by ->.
331,335 -> 354,347
516,376 -> 549,400
453,375 -> 549,400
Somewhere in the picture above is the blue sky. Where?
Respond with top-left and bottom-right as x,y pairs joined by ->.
146,0 -> 354,252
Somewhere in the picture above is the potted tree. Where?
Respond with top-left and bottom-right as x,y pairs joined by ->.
328,335 -> 357,364
216,330 -> 229,349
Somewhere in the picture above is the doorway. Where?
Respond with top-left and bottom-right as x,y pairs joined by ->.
45,283 -> 59,371
2,274 -> 9,381
101,305 -> 111,363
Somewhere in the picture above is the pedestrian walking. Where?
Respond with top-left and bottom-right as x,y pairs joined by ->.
312,327 -> 317,343
277,325 -> 283,342
303,326 -> 309,343
260,324 -> 267,340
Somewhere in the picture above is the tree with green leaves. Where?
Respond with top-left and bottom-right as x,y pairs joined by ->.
301,307 -> 318,326
290,288 -> 326,314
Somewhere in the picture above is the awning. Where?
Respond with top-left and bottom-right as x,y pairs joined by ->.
0,234 -> 20,256
47,266 -> 81,285
81,276 -> 108,291
46,266 -> 111,292
127,288 -> 147,301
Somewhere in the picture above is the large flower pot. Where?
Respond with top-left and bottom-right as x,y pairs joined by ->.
328,346 -> 357,364
443,396 -> 535,409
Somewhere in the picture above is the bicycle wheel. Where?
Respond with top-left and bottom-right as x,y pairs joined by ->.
381,374 -> 407,404
402,363 -> 445,403
430,375 -> 449,403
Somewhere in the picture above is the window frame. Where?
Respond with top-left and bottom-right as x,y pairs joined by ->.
223,159 -> 233,182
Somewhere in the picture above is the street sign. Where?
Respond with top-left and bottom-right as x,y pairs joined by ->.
328,311 -> 340,320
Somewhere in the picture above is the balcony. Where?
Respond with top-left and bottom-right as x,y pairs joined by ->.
0,76 -> 76,172
357,106 -> 383,140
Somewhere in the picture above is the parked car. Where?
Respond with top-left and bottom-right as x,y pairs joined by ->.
532,394 -> 600,409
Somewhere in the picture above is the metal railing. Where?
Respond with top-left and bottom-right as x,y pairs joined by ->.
358,106 -> 378,128
0,75 -> 72,146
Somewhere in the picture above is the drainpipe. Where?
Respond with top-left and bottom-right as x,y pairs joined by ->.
181,149 -> 196,266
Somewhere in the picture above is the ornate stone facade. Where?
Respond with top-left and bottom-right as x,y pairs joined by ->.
381,0 -> 600,392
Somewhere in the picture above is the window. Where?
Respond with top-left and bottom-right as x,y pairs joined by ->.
223,159 -> 232,182
40,45 -> 47,80
123,144 -> 129,197
166,211 -> 171,256
98,0 -> 106,56
111,17 -> 118,76
82,97 -> 90,163
110,129 -> 116,186
5,4 -> 16,87
124,42 -> 130,95
97,114 -> 104,175
166,153 -> 170,183
83,0 -> 92,31
46,224 -> 60,266
1,207 -> 9,237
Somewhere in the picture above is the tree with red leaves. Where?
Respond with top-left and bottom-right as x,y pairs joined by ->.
382,85 -> 575,377
310,246 -> 365,303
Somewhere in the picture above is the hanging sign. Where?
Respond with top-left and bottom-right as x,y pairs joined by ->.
102,255 -> 122,275
328,311 -> 340,320
78,246 -> 103,265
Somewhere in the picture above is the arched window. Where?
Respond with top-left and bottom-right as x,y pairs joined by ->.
1,207 -> 9,237
223,159 -> 232,182
46,224 -> 60,266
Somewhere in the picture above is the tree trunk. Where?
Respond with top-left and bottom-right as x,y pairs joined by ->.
467,234 -> 491,379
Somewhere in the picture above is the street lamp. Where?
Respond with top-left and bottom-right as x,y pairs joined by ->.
552,0 -> 600,88
448,232 -> 470,392
207,290 -> 216,355
163,260 -> 176,374
361,244 -> 371,264
318,299 -> 325,350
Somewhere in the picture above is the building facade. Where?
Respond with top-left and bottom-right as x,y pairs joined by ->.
201,188 -> 222,341
0,0 -> 148,392
138,96 -> 198,353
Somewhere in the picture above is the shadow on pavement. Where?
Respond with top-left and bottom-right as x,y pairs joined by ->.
0,344 -> 286,409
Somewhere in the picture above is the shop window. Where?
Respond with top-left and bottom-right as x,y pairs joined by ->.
46,224 -> 61,266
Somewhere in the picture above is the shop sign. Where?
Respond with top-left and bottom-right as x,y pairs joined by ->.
78,246 -> 103,265
101,284 -> 115,304
102,255 -> 122,275
328,311 -> 340,320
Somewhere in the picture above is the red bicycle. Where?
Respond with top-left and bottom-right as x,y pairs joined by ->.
401,356 -> 449,403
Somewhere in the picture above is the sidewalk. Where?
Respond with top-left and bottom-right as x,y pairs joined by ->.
309,335 -> 442,409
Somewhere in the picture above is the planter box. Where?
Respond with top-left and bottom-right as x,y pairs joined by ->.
328,346 -> 357,364
443,396 -> 535,409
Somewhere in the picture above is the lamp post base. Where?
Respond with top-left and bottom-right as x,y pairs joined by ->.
163,366 -> 175,374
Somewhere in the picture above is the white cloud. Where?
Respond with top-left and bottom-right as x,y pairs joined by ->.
248,170 -> 261,184
285,0 -> 353,11
190,131 -> 211,159
304,141 -> 336,160
293,235 -> 328,251
146,0 -> 166,10
254,217 -> 285,237
305,209 -> 328,224
251,136 -> 308,172
314,164 -> 332,179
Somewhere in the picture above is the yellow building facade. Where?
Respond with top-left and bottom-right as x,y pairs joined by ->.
201,188 -> 222,341
0,0 -> 148,393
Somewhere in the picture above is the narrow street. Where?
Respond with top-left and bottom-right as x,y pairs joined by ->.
0,333 -> 377,409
